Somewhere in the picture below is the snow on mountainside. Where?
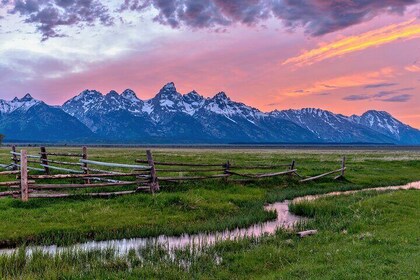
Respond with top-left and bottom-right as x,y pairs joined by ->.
2,83 -> 420,144
0,94 -> 41,114
350,110 -> 420,144
63,89 -> 143,117
202,92 -> 266,124
63,82 -> 266,125
270,108 -> 395,143
0,94 -> 94,142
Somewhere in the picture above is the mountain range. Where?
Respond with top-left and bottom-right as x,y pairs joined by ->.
1,82 -> 419,144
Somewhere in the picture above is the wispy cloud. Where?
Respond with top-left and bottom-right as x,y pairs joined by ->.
381,94 -> 412,102
343,94 -> 371,101
286,67 -> 395,96
364,82 -> 398,88
343,88 -> 414,102
283,19 -> 420,67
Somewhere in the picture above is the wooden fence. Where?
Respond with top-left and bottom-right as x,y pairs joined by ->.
0,146 -> 347,201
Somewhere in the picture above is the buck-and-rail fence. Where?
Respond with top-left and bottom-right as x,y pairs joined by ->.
0,146 -> 346,201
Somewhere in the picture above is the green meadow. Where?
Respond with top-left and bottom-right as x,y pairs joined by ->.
0,147 -> 419,279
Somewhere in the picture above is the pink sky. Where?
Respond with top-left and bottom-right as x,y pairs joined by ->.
0,1 -> 419,127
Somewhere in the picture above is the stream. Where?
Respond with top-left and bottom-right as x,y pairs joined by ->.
0,181 -> 419,256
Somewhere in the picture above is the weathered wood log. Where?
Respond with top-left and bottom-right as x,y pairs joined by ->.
154,168 -> 226,173
28,172 -> 140,179
30,181 -> 137,189
80,167 -> 144,175
297,230 -> 318,238
86,190 -> 138,197
40,152 -> 83,157
158,174 -> 230,181
136,159 -> 223,167
41,159 -> 83,166
27,166 -> 45,172
0,190 -> 21,197
29,193 -> 71,198
20,150 -> 29,202
40,164 -> 84,174
0,170 -> 20,176
0,163 -> 13,170
226,169 -> 297,178
136,186 -> 151,192
10,151 -> 40,159
29,190 -> 138,198
254,169 -> 297,178
0,181 -> 21,187
300,167 -> 346,183
86,177 -> 133,184
11,163 -> 44,172
229,164 -> 292,170
79,159 -> 150,170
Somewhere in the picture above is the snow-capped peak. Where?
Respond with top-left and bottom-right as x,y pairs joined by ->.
20,93 -> 34,101
204,91 -> 265,122
0,94 -> 41,114
163,82 -> 176,90
351,110 -> 405,138
106,90 -> 119,97
212,92 -> 230,101
121,89 -> 139,102
156,82 -> 180,98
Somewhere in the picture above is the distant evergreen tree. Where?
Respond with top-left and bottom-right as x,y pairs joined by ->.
0,134 -> 4,145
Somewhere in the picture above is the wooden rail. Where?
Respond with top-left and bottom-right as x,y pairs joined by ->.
299,157 -> 346,183
80,159 -> 151,170
1,148 -> 348,201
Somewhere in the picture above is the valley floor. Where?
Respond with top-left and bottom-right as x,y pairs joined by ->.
0,147 -> 419,279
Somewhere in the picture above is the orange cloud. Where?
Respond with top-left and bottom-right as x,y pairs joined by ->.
405,65 -> 420,72
283,19 -> 420,67
285,67 -> 395,96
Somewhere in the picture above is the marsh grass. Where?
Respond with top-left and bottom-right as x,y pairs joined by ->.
0,147 -> 419,250
0,190 -> 418,279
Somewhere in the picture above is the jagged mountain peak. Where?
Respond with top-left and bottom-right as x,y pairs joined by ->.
20,93 -> 34,101
362,110 -> 393,118
350,109 -> 419,141
212,91 -> 230,101
155,82 -> 182,100
163,82 -> 175,89
0,93 -> 42,114
106,90 -> 119,97
184,90 -> 205,103
121,89 -> 139,101
72,89 -> 103,101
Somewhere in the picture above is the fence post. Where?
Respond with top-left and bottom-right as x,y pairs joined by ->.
146,150 -> 159,193
11,145 -> 18,170
82,146 -> 90,184
40,146 -> 50,174
341,156 -> 346,177
224,160 -> 230,180
290,160 -> 295,170
20,150 -> 29,202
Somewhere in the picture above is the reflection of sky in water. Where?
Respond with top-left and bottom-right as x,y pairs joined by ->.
1,181 -> 418,257
0,201 -> 302,256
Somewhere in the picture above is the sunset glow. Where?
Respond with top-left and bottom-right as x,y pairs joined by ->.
0,0 -> 419,127
283,19 -> 420,67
